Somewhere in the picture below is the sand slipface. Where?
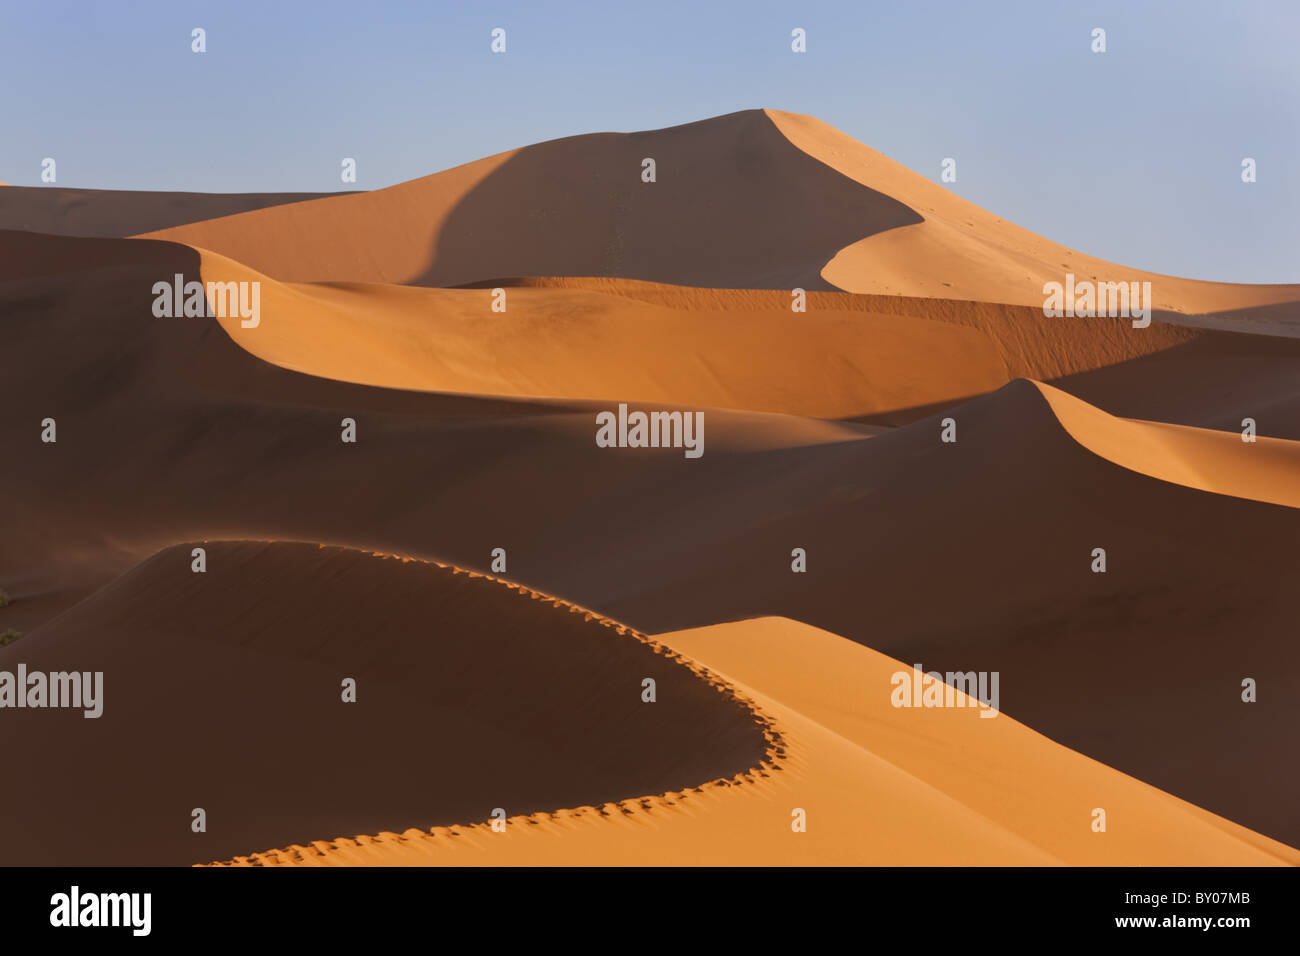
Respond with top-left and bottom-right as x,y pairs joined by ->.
0,542 -> 771,865
138,108 -> 1299,325
218,618 -> 1300,867
3,108 -> 1300,866
141,110 -> 926,289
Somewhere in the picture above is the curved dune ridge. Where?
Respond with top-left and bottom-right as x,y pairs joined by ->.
1033,380 -> 1300,509
194,244 -> 1300,432
766,110 -> 1300,320
138,108 -> 1298,325
140,109 -> 925,290
196,248 -> 1291,426
0,540 -> 774,866
217,616 -> 1300,866
197,248 -> 1008,419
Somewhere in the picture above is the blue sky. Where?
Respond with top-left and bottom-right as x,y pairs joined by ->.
2,0 -> 1297,282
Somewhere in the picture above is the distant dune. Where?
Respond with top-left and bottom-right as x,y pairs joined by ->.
141,110 -> 924,289
0,185 -> 355,238
767,111 -> 1300,319
140,109 -> 1298,329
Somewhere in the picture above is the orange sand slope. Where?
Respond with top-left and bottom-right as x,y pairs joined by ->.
198,248 -> 1300,425
768,110 -> 1300,323
0,541 -> 771,866
222,616 -> 1299,867
199,249 -> 1007,419
143,109 -> 1297,326
143,110 -> 923,290
1035,380 -> 1300,509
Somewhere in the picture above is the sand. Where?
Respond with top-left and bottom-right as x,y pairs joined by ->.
0,541 -> 770,865
3,108 -> 1299,865
767,110 -> 1300,321
215,616 -> 1298,866
0,186 -> 355,238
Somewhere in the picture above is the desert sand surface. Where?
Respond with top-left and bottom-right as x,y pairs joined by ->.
0,185 -> 354,238
3,109 -> 1299,865
215,616 -> 1297,866
197,254 -> 1300,432
1037,380 -> 1300,508
767,111 -> 1300,320
0,540 -> 771,865
198,249 -> 1008,419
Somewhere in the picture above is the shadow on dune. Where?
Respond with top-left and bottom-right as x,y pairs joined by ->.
0,186 -> 358,239
415,109 -> 923,289
0,541 -> 770,865
1050,332 -> 1300,439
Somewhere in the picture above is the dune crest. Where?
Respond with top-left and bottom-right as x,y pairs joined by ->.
195,247 -> 1008,419
136,107 -> 1296,327
0,541 -> 772,865
218,617 -> 1300,866
0,186 -> 357,238
765,109 -> 1300,322
142,110 -> 922,290
1032,380 -> 1300,509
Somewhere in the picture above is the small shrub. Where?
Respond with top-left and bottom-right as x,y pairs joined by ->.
0,628 -> 21,647
0,589 -> 9,608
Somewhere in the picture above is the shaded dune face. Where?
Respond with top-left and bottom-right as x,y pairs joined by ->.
599,380 -> 1300,846
142,110 -> 923,289
1051,333 -> 1300,440
415,110 -> 923,288
0,186 -> 355,239
0,541 -> 771,865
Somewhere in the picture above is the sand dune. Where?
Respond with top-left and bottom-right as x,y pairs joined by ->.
138,109 -> 1298,332
768,110 -> 1300,320
141,110 -> 924,290
196,247 -> 1300,429
0,185 -> 355,238
198,248 -> 1007,419
219,616 -> 1298,866
1051,332 -> 1300,440
1036,380 -> 1300,508
0,541 -> 770,865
